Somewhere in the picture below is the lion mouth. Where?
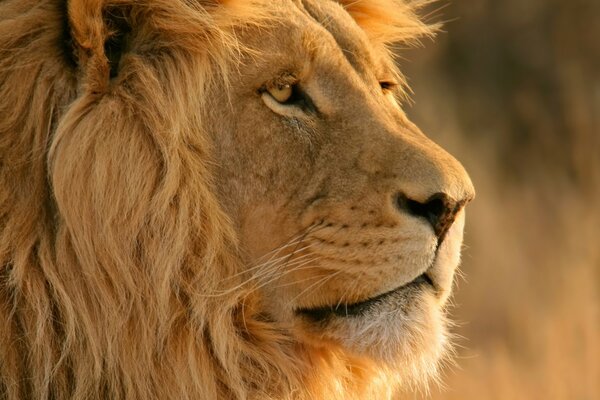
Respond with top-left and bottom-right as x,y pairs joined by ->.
295,273 -> 434,322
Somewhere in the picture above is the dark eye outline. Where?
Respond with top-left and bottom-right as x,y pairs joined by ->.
261,82 -> 318,114
379,80 -> 399,93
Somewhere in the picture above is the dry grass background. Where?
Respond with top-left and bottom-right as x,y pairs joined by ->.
399,0 -> 600,398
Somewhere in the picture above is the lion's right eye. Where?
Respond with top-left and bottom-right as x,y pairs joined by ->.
267,84 -> 293,103
265,82 -> 306,106
261,82 -> 318,115
379,81 -> 398,93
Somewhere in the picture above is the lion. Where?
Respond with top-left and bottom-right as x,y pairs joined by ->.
0,0 -> 474,399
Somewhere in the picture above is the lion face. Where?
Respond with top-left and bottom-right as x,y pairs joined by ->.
0,0 -> 475,397
212,0 -> 474,373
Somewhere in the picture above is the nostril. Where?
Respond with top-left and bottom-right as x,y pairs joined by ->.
395,192 -> 459,241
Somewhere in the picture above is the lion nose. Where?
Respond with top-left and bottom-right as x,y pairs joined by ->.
395,192 -> 464,241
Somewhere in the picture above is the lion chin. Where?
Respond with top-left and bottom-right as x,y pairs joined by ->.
0,0 -> 474,399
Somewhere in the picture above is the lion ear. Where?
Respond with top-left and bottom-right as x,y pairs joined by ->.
336,0 -> 435,45
67,0 -> 134,89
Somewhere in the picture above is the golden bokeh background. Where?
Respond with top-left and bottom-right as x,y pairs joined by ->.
401,0 -> 599,398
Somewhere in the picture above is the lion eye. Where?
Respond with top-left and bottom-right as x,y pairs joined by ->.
268,84 -> 293,103
261,81 -> 318,114
379,81 -> 398,92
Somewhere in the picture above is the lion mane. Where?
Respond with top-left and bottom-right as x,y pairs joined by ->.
0,1 -> 436,399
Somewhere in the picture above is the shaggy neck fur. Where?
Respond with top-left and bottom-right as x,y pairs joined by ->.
0,1 -> 433,399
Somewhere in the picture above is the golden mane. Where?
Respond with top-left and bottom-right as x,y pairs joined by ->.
0,1 -> 435,398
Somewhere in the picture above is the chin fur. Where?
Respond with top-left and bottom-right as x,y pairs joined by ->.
295,289 -> 452,394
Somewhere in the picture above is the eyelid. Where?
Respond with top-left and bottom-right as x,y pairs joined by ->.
261,74 -> 298,92
261,91 -> 311,120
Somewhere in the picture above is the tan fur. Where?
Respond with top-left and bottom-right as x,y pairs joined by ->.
0,0 -> 473,399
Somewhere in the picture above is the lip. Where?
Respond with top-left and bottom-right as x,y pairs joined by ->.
295,273 -> 434,322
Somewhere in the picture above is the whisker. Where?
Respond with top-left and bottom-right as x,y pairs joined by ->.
226,238 -> 320,281
286,268 -> 345,307
234,223 -> 325,286
334,271 -> 364,313
235,243 -> 320,285
245,252 -> 320,287
276,223 -> 322,269
244,257 -> 323,296
313,224 -> 346,246
234,240 -> 307,277
209,245 -> 321,297
253,227 -> 317,262
272,271 -> 328,289
239,221 -> 325,268
207,222 -> 327,297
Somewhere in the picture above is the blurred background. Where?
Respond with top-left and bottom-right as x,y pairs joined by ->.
400,0 -> 600,398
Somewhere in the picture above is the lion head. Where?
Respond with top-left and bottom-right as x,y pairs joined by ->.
0,0 -> 473,399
